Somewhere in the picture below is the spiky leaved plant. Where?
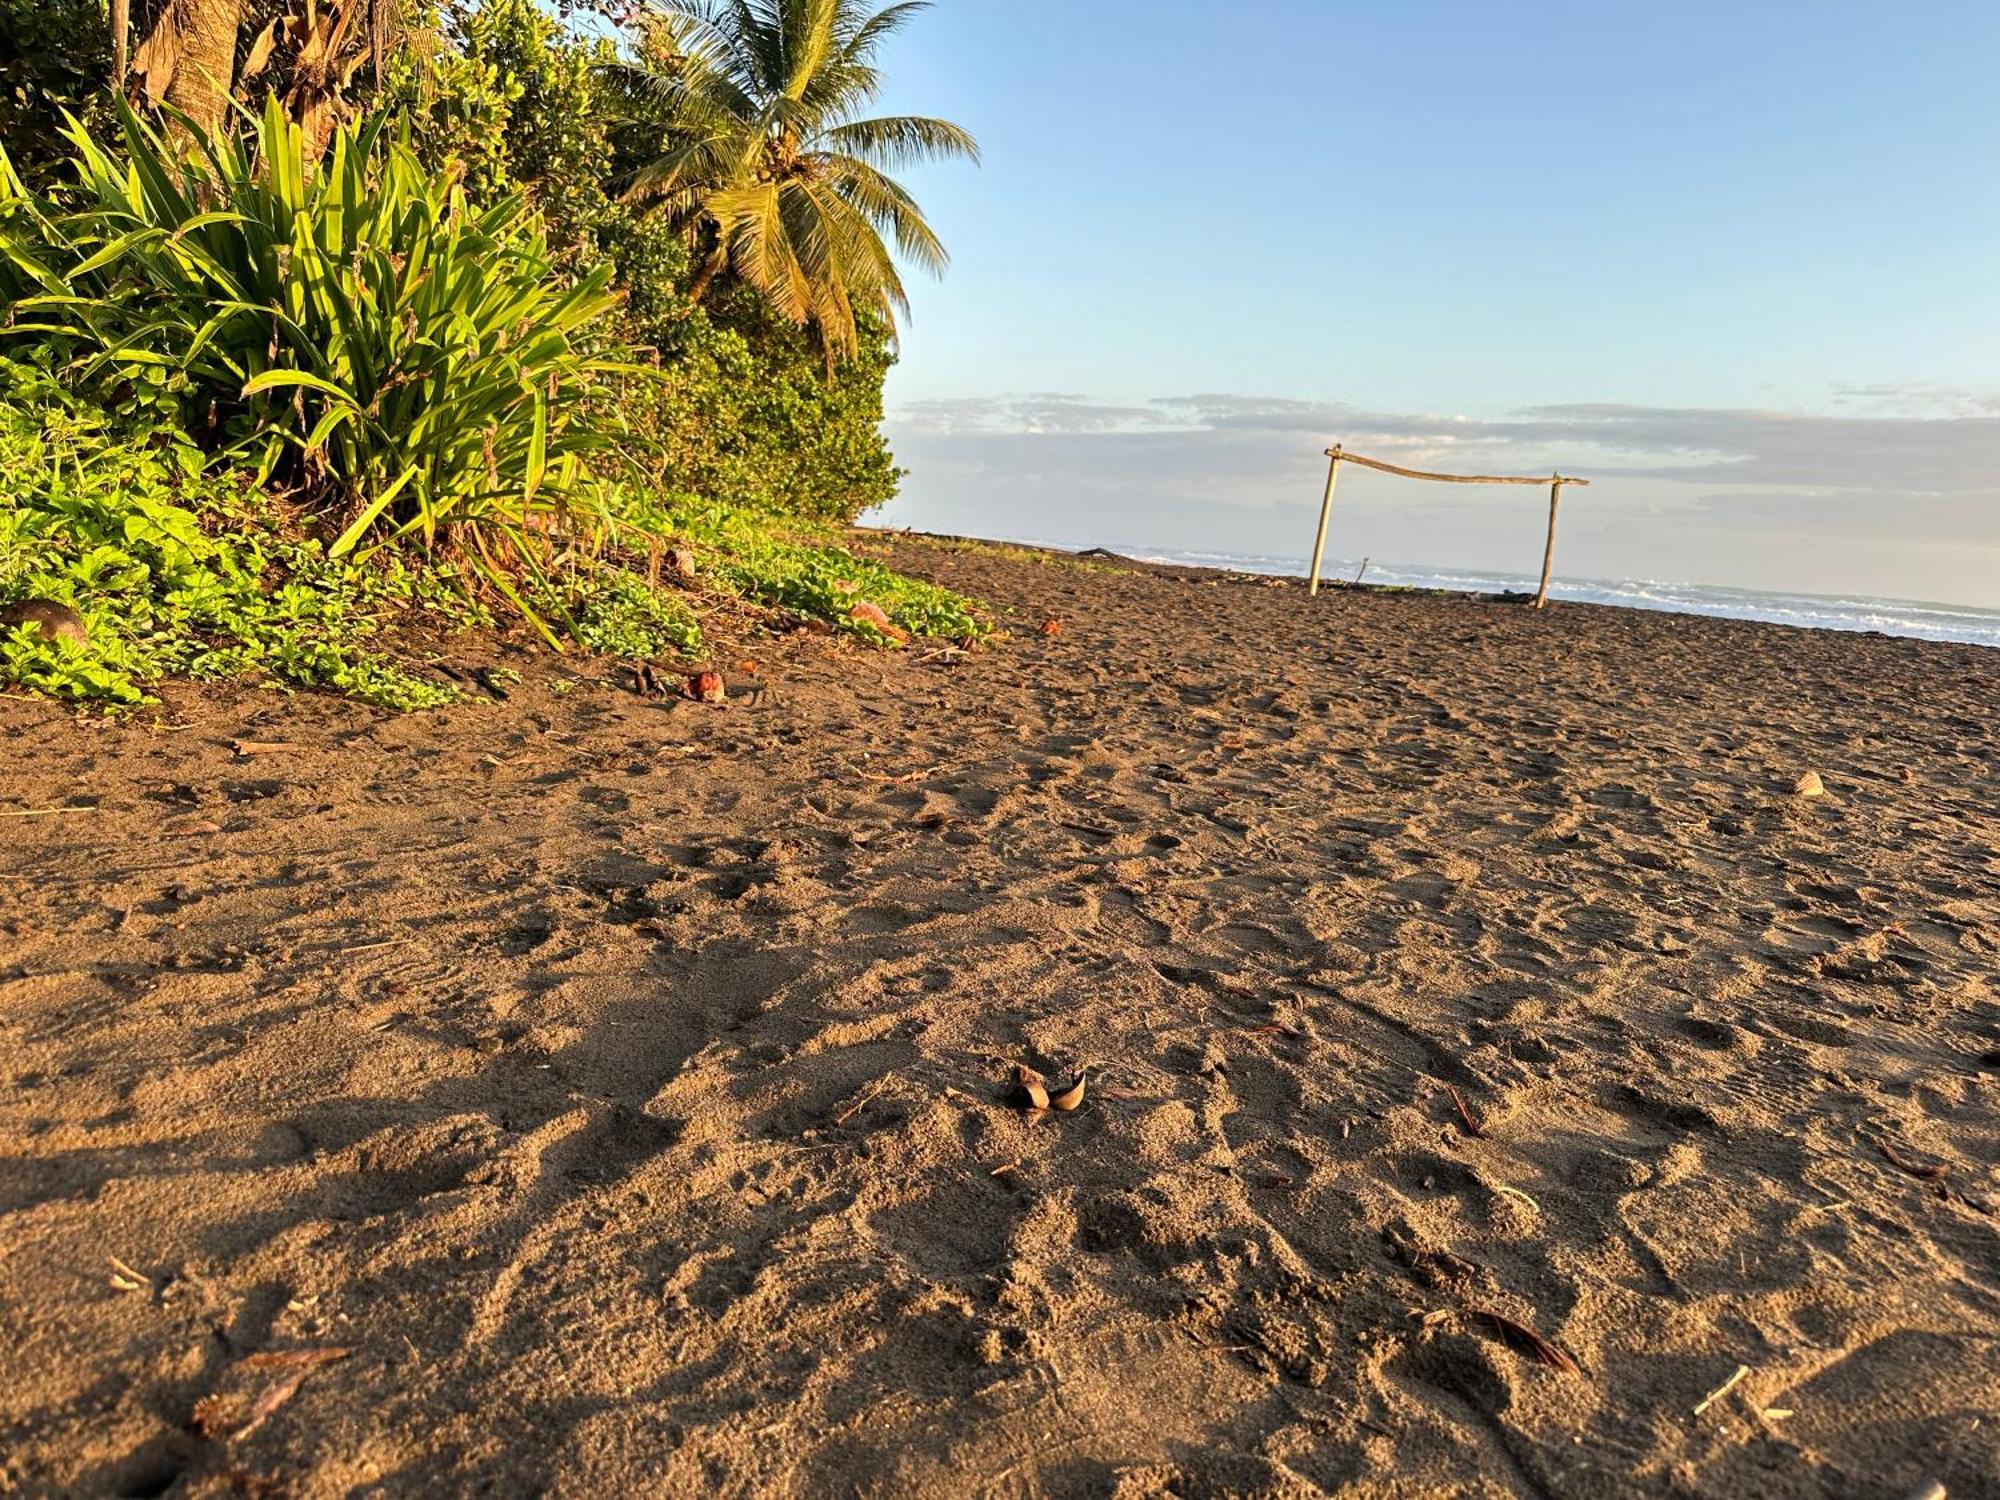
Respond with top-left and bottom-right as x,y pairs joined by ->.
0,96 -> 645,635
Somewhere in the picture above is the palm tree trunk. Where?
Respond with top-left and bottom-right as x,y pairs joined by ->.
133,0 -> 241,138
684,240 -> 727,307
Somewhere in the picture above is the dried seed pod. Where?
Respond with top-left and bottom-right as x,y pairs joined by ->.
1011,1064 -> 1049,1111
1048,1068 -> 1087,1111
1039,617 -> 1062,637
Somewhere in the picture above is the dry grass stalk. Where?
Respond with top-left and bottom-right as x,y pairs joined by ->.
241,1347 -> 354,1371
1692,1363 -> 1751,1416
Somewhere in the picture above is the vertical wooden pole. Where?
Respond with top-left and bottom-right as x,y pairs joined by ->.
1307,445 -> 1343,597
1535,479 -> 1563,610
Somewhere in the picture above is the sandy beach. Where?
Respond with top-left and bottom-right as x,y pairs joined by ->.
1,538 -> 1995,1499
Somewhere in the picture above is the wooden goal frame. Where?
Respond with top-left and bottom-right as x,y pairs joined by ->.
1307,445 -> 1590,608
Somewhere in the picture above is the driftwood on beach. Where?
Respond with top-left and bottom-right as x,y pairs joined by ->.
1307,445 -> 1591,608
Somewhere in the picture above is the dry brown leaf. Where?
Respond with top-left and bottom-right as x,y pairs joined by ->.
1469,1309 -> 1580,1375
241,19 -> 281,78
235,1371 -> 308,1439
1048,1069 -> 1087,1111
1876,1142 -> 1949,1180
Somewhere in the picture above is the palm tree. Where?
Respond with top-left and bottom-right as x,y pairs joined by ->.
618,0 -> 977,360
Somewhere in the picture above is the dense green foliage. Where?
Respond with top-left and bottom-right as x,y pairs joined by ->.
2,100 -> 633,589
402,0 -> 906,522
0,0 -> 110,187
0,0 -> 982,709
649,296 -> 900,523
0,359 -> 460,707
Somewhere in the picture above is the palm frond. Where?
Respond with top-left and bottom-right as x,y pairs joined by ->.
840,1 -> 930,64
627,0 -> 971,356
820,153 -> 946,275
820,114 -> 979,169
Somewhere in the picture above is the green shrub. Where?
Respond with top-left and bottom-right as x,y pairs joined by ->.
0,2 -> 973,712
637,296 -> 903,526
0,0 -> 111,189
528,566 -> 705,662
624,491 -> 985,645
0,360 -> 457,708
0,97 -> 639,616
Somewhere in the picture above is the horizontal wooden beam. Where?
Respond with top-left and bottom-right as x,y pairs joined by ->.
1322,448 -> 1590,487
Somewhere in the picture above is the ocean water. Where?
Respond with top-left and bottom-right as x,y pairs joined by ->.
1089,546 -> 2000,650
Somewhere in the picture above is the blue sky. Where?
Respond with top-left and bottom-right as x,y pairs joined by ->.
859,1 -> 2000,606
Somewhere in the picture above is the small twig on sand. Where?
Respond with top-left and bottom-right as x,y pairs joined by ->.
108,1256 -> 152,1293
1442,1081 -> 1488,1139
241,1347 -> 353,1371
231,739 -> 305,757
339,938 -> 409,956
0,805 -> 97,818
1693,1363 -> 1750,1416
1876,1143 -> 1949,1181
863,765 -> 941,785
833,1084 -> 888,1127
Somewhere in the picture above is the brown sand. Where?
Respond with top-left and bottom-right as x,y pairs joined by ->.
1,540 -> 1995,1498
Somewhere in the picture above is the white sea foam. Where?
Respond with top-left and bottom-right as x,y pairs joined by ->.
960,536 -> 2000,649
1137,551 -> 2000,648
